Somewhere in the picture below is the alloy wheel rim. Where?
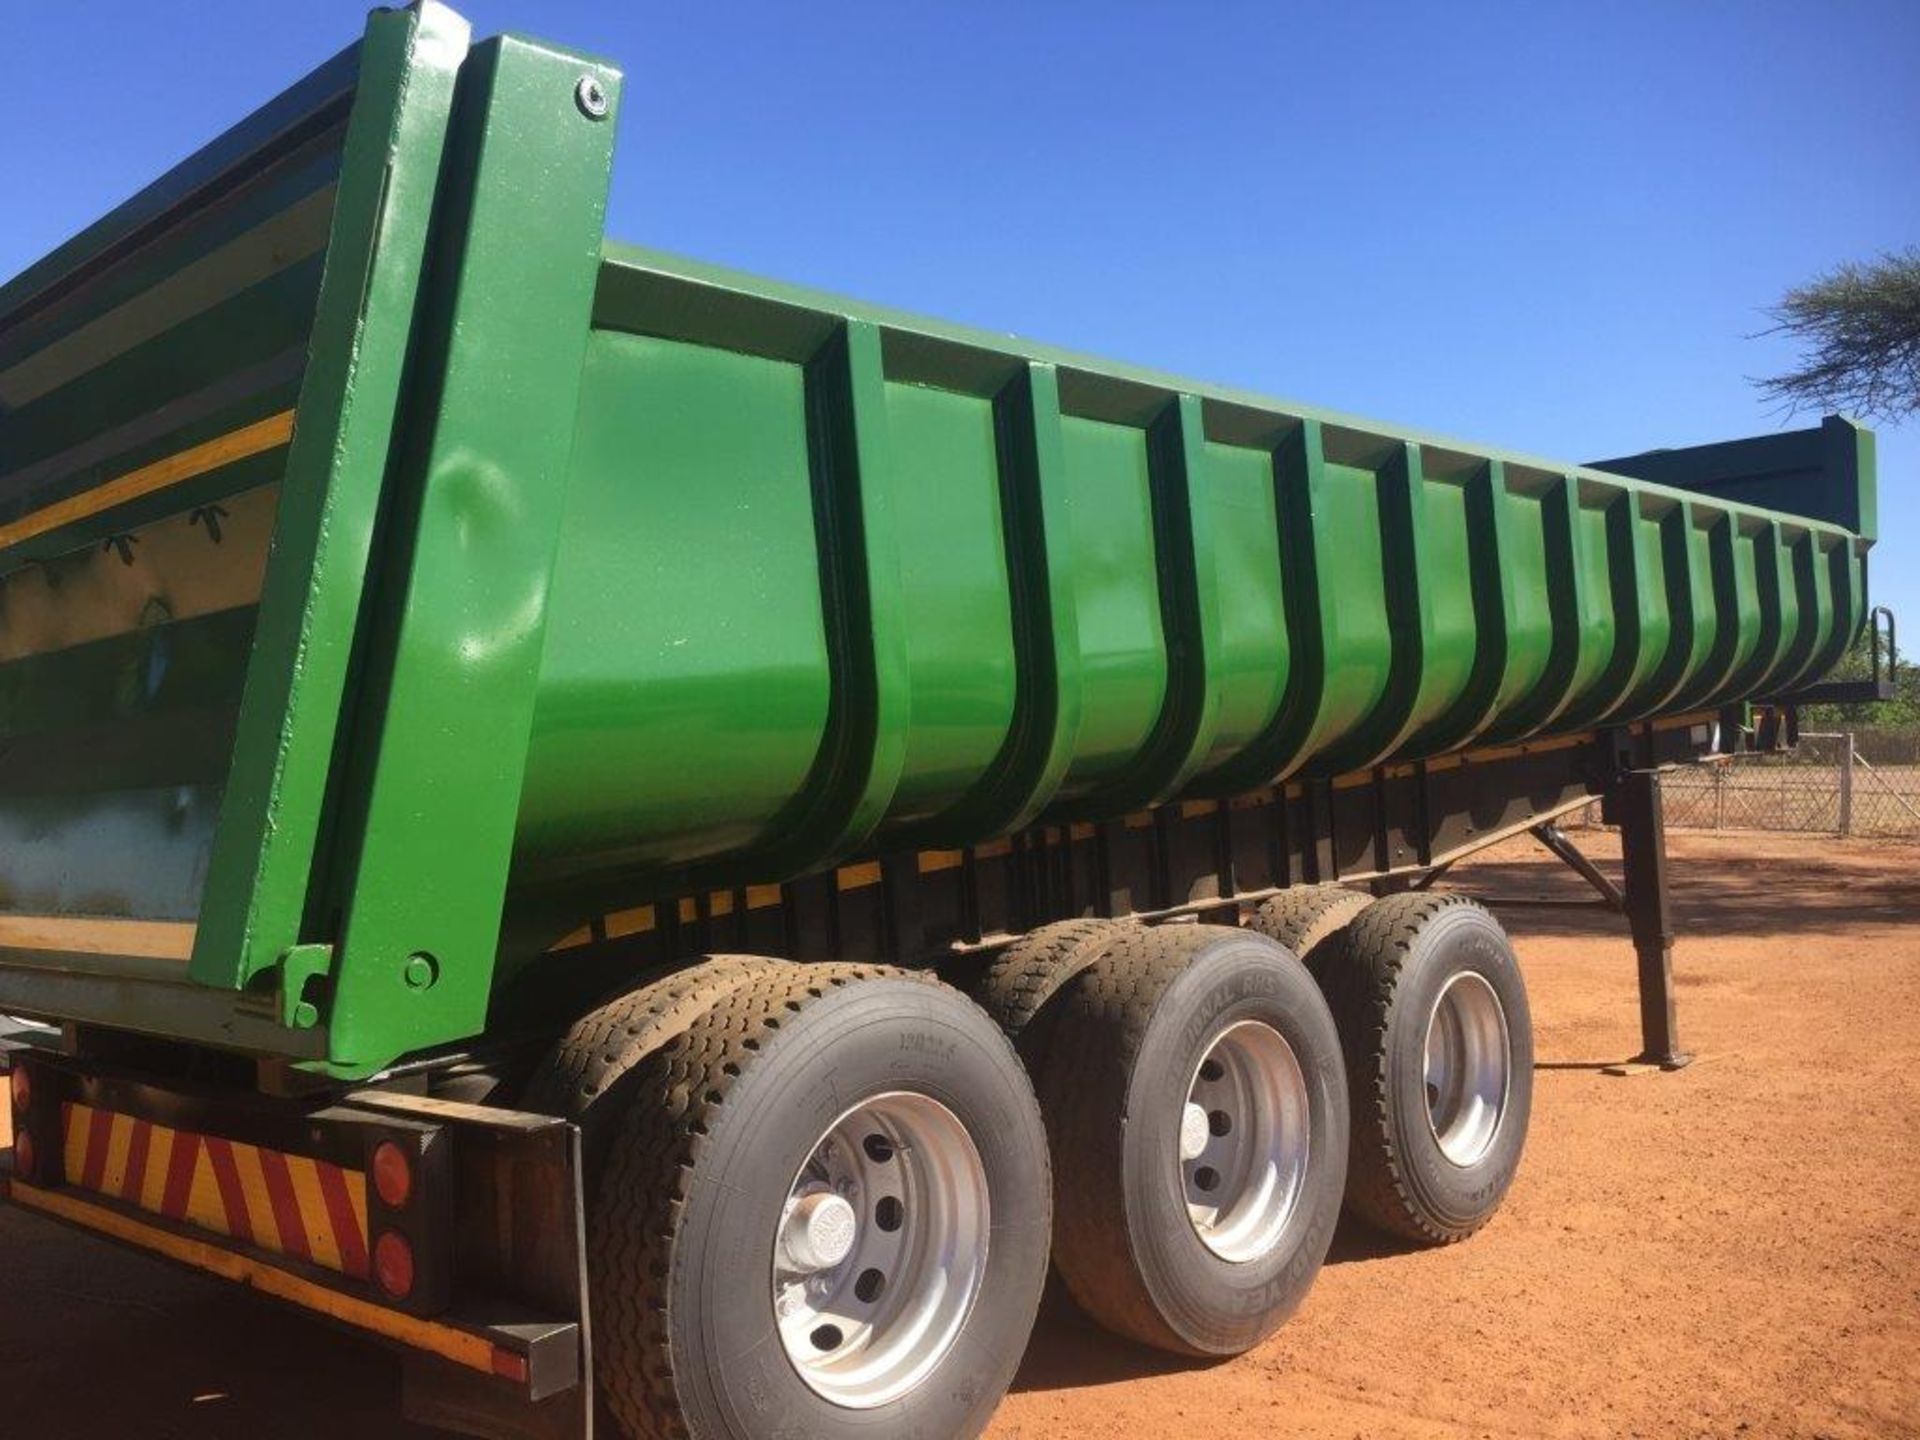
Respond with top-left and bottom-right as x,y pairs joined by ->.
1181,1019 -> 1312,1263
1422,970 -> 1511,1167
772,1091 -> 990,1408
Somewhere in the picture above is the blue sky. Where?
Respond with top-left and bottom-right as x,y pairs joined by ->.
5,1 -> 1916,628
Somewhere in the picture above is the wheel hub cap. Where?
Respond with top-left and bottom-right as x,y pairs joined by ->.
781,1191 -> 859,1273
773,1092 -> 990,1409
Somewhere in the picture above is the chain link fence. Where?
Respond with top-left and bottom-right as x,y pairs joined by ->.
1852,726 -> 1920,767
1570,730 -> 1920,839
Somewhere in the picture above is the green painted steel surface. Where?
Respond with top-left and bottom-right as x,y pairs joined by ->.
0,3 -> 1880,1076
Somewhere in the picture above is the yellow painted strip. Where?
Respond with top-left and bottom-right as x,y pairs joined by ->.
184,1140 -> 227,1237
1070,822 -> 1096,841
975,838 -> 1013,859
141,1125 -> 176,1215
1123,811 -> 1154,830
917,850 -> 964,875
605,906 -> 654,939
5,1183 -> 498,1376
0,913 -> 197,962
63,1102 -> 93,1182
745,884 -> 784,911
231,1142 -> 277,1251
286,1155 -> 344,1273
99,1111 -> 135,1199
550,925 -> 592,952
677,897 -> 699,923
708,889 -> 735,918
0,409 -> 295,554
1180,800 -> 1217,820
836,861 -> 882,892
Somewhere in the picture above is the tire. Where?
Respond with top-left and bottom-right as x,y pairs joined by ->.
972,918 -> 1125,1064
1322,893 -> 1533,1245
592,964 -> 1052,1440
522,955 -> 780,1167
1246,885 -> 1374,980
1038,924 -> 1348,1357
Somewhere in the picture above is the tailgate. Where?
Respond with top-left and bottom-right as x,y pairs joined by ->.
0,4 -> 472,1054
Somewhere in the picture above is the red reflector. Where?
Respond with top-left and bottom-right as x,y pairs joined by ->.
8,1065 -> 27,1114
491,1345 -> 530,1384
373,1230 -> 416,1301
13,1128 -> 36,1183
371,1140 -> 414,1210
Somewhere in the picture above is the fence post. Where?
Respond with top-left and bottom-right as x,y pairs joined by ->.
1713,764 -> 1726,830
1839,731 -> 1855,838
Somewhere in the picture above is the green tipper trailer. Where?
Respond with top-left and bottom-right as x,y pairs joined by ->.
0,6 -> 1889,1439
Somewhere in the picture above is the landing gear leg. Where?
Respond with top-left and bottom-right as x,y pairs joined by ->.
1613,768 -> 1692,1071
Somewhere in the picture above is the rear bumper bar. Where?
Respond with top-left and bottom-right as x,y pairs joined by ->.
3,1050 -> 591,1439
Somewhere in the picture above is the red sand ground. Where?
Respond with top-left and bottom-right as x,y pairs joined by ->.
3,829 -> 1917,1439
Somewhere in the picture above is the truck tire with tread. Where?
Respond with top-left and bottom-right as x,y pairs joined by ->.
592,962 -> 1052,1440
1038,924 -> 1348,1357
521,954 -> 780,1160
1321,892 -> 1532,1245
1246,885 -> 1374,979
972,918 -> 1125,1063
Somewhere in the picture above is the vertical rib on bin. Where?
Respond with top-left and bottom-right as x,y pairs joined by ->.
1714,518 -> 1791,704
1063,392 -> 1225,813
1793,535 -> 1864,690
753,319 -> 913,876
1201,419 -> 1339,792
1628,498 -> 1718,722
1403,459 -> 1514,754
1566,489 -> 1672,726
1479,474 -> 1591,741
893,361 -> 1086,842
1689,514 -> 1758,718
1759,528 -> 1826,695
1312,441 -> 1437,772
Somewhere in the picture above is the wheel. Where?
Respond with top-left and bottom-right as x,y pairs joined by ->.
591,963 -> 1052,1440
972,918 -> 1125,1063
1322,893 -> 1532,1244
1038,924 -> 1348,1356
1246,885 -> 1373,980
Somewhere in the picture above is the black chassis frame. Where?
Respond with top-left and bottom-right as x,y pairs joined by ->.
544,707 -> 1760,1072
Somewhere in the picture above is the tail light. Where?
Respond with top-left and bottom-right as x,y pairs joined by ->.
362,1124 -> 449,1315
13,1127 -> 36,1183
8,1063 -> 28,1115
373,1230 -> 417,1300
371,1139 -> 414,1210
